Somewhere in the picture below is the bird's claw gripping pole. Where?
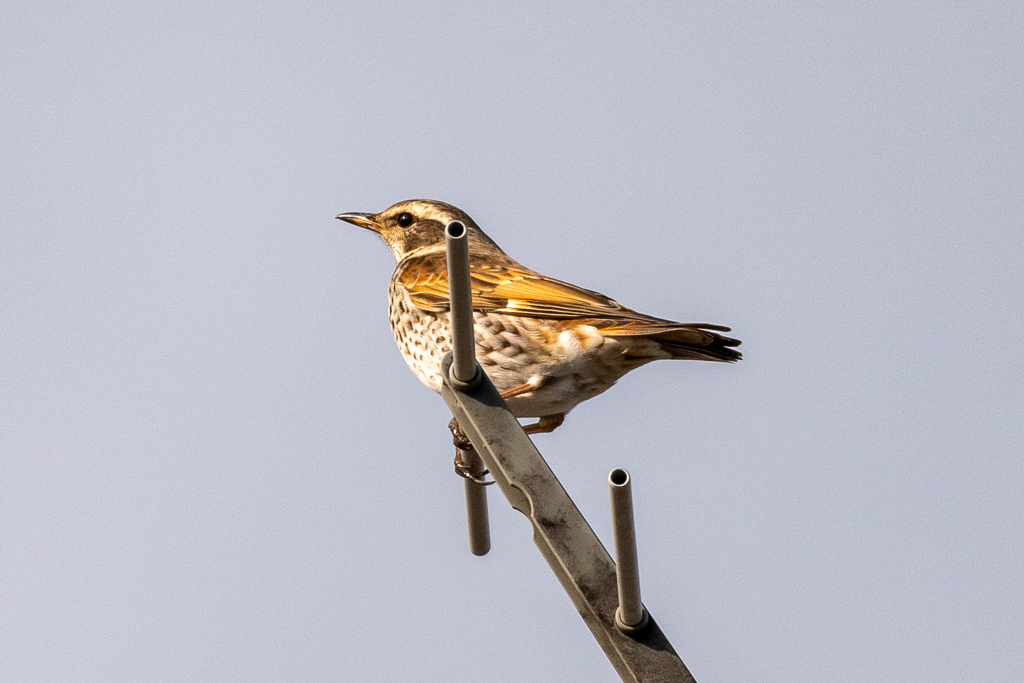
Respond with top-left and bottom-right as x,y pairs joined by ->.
442,220 -> 696,682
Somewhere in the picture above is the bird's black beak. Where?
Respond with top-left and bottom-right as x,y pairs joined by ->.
336,212 -> 381,232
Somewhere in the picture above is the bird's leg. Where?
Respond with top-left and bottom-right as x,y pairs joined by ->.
499,383 -> 535,400
522,413 -> 565,435
449,417 -> 494,486
498,379 -> 563,434
448,416 -> 473,450
499,375 -> 548,401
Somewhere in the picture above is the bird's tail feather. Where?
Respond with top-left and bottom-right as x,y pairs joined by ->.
654,331 -> 742,362
603,321 -> 742,362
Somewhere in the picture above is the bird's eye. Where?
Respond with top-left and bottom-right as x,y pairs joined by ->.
396,212 -> 415,228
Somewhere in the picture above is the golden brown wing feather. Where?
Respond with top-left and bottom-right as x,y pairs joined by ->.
399,253 -> 637,318
397,253 -> 742,361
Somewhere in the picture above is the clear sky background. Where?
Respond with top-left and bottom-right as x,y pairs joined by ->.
2,3 -> 1022,682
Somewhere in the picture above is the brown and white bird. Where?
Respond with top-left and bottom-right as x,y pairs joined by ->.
338,199 -> 741,441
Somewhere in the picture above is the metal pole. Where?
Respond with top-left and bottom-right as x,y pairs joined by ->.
445,219 -> 491,555
609,468 -> 648,632
461,446 -> 491,556
444,220 -> 478,385
441,355 -> 696,682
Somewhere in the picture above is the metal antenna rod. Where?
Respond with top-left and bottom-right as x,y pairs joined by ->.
609,468 -> 649,632
441,219 -> 694,681
440,357 -> 696,682
445,220 -> 490,556
445,220 -> 478,385
461,447 -> 490,555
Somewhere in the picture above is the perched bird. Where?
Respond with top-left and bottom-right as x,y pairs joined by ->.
338,199 -> 740,470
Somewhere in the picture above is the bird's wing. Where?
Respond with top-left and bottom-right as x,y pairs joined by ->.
397,253 -> 732,331
398,253 -> 637,317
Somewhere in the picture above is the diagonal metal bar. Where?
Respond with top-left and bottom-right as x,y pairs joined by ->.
441,353 -> 696,683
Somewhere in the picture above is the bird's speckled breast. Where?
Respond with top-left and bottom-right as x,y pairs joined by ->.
387,276 -> 653,418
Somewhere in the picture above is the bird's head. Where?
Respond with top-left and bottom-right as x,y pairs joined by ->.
337,199 -> 504,263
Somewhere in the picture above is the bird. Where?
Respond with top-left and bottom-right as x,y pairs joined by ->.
338,199 -> 741,479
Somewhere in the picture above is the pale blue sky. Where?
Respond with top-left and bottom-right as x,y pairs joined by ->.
2,3 -> 1022,681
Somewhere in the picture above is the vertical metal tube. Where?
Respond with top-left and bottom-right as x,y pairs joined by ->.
609,468 -> 648,631
460,446 -> 491,556
446,220 -> 490,554
445,220 -> 477,384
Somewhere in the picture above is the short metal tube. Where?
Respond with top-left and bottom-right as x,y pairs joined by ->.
460,447 -> 491,556
609,468 -> 648,632
445,221 -> 477,385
